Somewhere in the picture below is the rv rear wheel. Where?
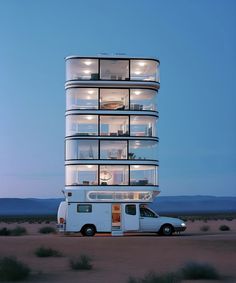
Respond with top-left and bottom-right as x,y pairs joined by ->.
160,224 -> 173,236
82,225 -> 96,237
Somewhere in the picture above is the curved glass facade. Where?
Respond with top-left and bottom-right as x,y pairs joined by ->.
66,114 -> 158,138
129,140 -> 158,160
65,139 -> 158,161
130,60 -> 159,82
66,115 -> 98,136
66,87 -> 157,111
66,88 -> 98,110
66,58 -> 160,83
65,165 -> 158,186
130,89 -> 157,111
65,56 -> 160,203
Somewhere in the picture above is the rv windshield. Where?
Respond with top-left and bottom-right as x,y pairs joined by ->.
140,207 -> 158,218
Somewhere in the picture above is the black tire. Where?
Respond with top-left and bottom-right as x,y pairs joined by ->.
82,225 -> 96,237
160,224 -> 173,236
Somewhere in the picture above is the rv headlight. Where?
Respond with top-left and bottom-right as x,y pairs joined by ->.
181,223 -> 186,227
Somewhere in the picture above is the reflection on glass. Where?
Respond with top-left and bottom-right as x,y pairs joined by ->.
66,140 -> 98,160
100,60 -> 129,80
100,89 -> 129,110
66,165 -> 98,185
130,165 -> 158,186
130,60 -> 159,82
99,165 -> 128,185
129,140 -> 158,160
66,88 -> 98,110
87,191 -> 152,201
100,140 -> 127,159
66,58 -> 99,81
100,116 -> 129,136
130,116 -> 157,137
130,89 -> 157,111
66,115 -> 98,136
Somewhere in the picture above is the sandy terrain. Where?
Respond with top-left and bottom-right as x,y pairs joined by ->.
0,220 -> 235,283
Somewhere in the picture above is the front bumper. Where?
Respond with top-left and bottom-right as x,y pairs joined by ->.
174,226 -> 186,233
56,223 -> 66,232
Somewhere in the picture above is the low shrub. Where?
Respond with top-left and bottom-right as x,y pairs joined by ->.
181,262 -> 220,280
70,255 -> 93,270
219,224 -> 230,231
0,227 -> 11,236
128,271 -> 181,283
35,246 -> 62,257
200,225 -> 210,232
38,226 -> 56,234
0,226 -> 27,236
0,257 -> 30,281
225,216 -> 233,221
10,226 -> 27,236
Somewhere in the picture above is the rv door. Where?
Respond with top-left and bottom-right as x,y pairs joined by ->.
122,204 -> 139,231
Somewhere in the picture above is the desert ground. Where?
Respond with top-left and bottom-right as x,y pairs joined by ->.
0,219 -> 236,283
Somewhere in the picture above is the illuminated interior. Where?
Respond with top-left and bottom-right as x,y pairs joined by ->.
66,88 -> 98,110
66,58 -> 160,82
100,89 -> 129,110
100,116 -> 129,136
66,165 -> 158,186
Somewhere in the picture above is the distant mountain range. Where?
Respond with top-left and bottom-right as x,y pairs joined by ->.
150,196 -> 236,214
0,196 -> 235,216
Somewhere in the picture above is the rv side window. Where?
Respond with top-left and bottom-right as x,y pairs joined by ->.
77,204 -> 92,213
125,205 -> 136,215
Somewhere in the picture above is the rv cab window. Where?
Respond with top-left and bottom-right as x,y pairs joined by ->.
125,205 -> 136,215
77,204 -> 92,213
140,207 -> 156,218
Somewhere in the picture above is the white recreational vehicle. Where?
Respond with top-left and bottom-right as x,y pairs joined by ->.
57,201 -> 186,236
58,55 -> 186,236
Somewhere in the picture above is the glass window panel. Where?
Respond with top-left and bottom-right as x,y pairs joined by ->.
100,165 -> 128,185
88,192 -> 114,200
100,89 -> 129,110
140,207 -> 156,217
66,58 -> 99,81
65,165 -> 98,186
125,205 -> 136,215
100,60 -> 129,80
66,115 -> 98,136
130,89 -> 157,111
129,140 -> 158,160
130,116 -> 157,137
130,165 -> 158,186
66,140 -> 98,160
66,88 -> 98,110
100,140 -> 127,159
130,60 -> 159,82
87,191 -> 152,201
77,204 -> 92,213
100,116 -> 129,136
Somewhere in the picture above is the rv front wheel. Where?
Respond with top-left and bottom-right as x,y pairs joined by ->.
160,224 -> 173,236
82,225 -> 96,237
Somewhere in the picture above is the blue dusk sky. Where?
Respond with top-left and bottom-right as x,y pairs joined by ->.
0,0 -> 235,198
